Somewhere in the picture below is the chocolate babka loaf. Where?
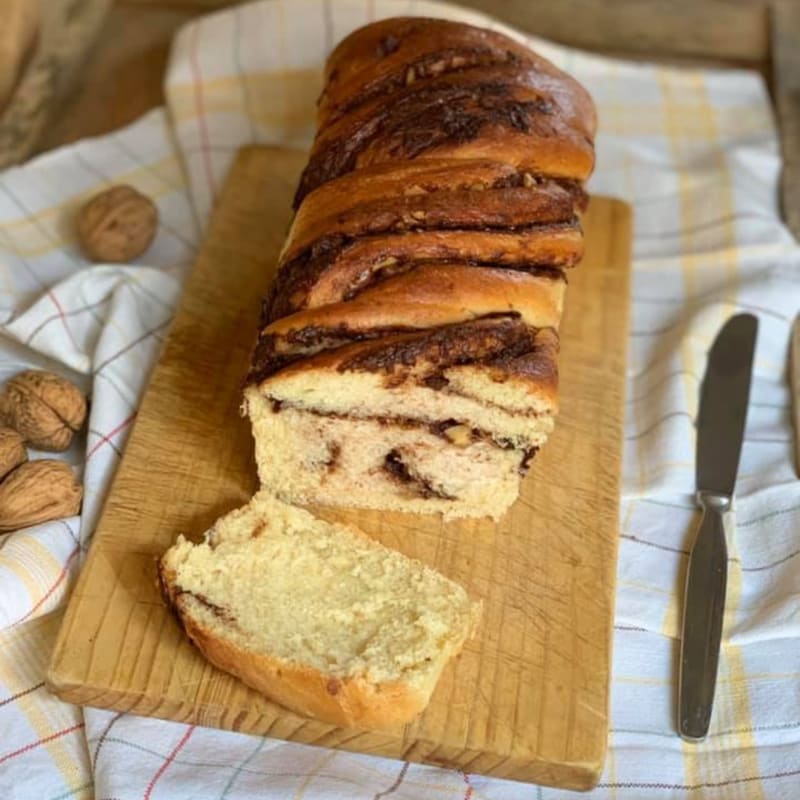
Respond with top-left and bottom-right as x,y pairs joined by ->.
244,17 -> 596,519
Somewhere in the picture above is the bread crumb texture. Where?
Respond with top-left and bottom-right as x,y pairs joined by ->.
163,492 -> 480,693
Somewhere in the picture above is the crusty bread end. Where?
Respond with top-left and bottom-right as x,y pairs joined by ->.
159,493 -> 481,729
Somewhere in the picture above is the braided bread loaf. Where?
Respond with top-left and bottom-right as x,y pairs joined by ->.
244,17 -> 596,520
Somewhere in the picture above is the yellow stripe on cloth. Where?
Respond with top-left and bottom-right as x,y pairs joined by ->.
656,67 -> 701,464
0,536 -> 66,621
0,611 -> 89,792
724,527 -> 765,799
168,71 -> 322,129
690,72 -> 739,326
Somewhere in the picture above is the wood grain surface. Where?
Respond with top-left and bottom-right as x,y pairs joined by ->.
47,146 -> 631,791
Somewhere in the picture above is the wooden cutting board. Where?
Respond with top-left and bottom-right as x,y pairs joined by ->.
48,146 -> 631,791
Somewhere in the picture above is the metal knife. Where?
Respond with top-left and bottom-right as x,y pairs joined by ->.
678,313 -> 758,742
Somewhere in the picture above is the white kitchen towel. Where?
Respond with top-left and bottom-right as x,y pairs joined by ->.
2,1 -> 800,798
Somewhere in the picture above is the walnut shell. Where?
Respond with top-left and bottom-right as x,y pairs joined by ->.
0,460 -> 82,532
77,184 -> 158,263
0,426 -> 26,480
0,370 -> 87,451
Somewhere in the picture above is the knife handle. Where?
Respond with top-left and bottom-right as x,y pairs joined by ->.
678,492 -> 729,741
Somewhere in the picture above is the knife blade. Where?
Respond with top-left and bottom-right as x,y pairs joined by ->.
679,313 -> 758,742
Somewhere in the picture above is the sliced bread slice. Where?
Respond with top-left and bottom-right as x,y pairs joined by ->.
159,492 -> 481,729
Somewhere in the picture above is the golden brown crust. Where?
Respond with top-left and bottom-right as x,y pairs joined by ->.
472,326 -> 560,403
317,18 -> 595,144
281,166 -> 577,268
319,17 -> 560,126
250,319 -> 527,385
256,18 -> 593,392
298,60 -> 595,205
284,159 -> 521,246
253,320 -> 559,406
170,604 -> 422,730
252,266 -> 564,378
266,229 -> 579,323
267,263 -> 563,340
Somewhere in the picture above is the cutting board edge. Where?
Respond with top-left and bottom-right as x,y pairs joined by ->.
44,672 -> 605,790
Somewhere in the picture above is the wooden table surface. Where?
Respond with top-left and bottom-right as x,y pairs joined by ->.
39,0 -> 800,237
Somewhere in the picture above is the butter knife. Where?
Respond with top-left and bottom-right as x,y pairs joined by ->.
679,313 -> 758,741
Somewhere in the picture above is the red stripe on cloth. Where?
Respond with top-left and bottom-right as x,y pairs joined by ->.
86,413 -> 137,461
47,291 -> 80,351
0,723 -> 85,766
15,547 -> 79,625
189,21 -> 217,200
461,771 -> 473,800
142,725 -> 195,800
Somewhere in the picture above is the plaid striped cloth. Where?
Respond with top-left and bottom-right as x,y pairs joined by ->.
2,1 -> 800,797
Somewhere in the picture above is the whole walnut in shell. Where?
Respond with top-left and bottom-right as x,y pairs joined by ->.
0,426 -> 26,480
0,370 -> 87,451
77,184 -> 158,263
0,460 -> 82,532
